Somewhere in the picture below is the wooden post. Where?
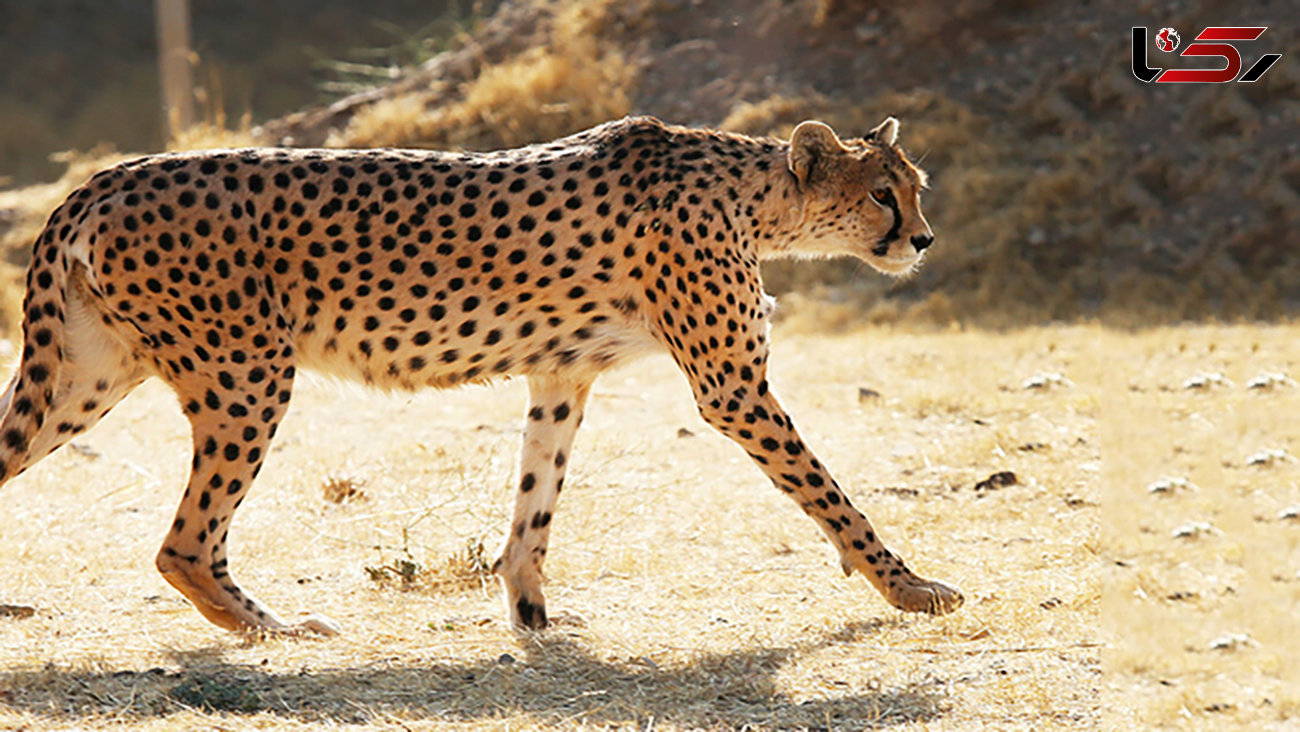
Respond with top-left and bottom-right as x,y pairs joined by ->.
155,0 -> 195,141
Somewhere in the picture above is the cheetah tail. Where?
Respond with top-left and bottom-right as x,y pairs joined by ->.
0,217 -> 72,487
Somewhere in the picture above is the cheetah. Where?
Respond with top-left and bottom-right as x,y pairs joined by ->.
0,115 -> 961,635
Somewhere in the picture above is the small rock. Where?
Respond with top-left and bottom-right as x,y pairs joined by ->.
676,427 -> 694,438
1208,632 -> 1254,651
857,387 -> 882,403
1039,597 -> 1062,610
1278,505 -> 1300,521
1173,521 -> 1216,539
974,471 -> 1017,492
854,23 -> 883,42
1182,372 -> 1229,390
497,653 -> 516,665
1147,477 -> 1195,495
67,443 -> 101,459
1247,372 -> 1295,390
1022,372 -> 1068,390
1246,448 -> 1290,466
0,604 -> 36,619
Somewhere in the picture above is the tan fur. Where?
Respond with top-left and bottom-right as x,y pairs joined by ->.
0,116 -> 956,636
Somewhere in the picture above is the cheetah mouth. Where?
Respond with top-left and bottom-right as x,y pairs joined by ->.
869,252 -> 922,276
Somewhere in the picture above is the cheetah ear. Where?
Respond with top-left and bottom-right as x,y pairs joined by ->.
864,116 -> 899,146
788,121 -> 844,187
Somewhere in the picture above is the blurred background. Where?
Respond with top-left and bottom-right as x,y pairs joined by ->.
0,0 -> 1296,340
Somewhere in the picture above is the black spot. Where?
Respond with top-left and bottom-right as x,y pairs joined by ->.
515,597 -> 546,629
3,429 -> 24,448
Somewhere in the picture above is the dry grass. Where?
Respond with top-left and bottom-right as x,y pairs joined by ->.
330,2 -> 633,151
1100,325 -> 1300,729
0,324 -> 1101,729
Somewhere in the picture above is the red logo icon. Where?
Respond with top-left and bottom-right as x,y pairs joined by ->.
1156,28 -> 1180,52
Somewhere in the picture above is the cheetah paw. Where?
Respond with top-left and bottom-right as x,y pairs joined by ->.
245,613 -> 341,638
295,613 -> 342,636
889,578 -> 964,616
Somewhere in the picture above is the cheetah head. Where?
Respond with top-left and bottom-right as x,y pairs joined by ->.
786,117 -> 933,276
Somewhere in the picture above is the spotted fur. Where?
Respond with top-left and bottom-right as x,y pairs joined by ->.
0,115 -> 958,635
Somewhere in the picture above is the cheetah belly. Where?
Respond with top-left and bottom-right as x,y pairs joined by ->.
292,308 -> 664,391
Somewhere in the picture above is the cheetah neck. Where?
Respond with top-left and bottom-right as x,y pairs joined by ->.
729,143 -> 805,260
628,121 -> 803,261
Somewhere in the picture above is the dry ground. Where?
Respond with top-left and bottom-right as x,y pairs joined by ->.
1101,325 -> 1300,730
0,322 -> 1286,729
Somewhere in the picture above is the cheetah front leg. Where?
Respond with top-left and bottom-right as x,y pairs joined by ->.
680,350 -> 963,616
493,374 -> 592,630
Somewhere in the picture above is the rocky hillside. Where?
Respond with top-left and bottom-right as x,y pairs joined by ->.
1,0 -> 1296,338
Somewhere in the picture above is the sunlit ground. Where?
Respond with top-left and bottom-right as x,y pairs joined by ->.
0,322 -> 1291,729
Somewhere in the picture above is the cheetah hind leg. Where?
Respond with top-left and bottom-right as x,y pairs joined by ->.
1,281 -> 147,482
154,354 -> 339,637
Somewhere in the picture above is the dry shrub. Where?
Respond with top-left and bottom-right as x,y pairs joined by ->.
439,35 -> 631,148
425,536 -> 494,593
365,536 -> 493,595
321,474 -> 367,504
332,6 -> 633,152
330,93 -> 434,149
720,94 -> 828,136
165,119 -> 258,152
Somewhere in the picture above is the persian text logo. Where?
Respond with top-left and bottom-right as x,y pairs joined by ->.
1132,26 -> 1282,83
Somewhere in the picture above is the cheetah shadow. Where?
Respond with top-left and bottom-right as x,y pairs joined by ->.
0,620 -> 945,727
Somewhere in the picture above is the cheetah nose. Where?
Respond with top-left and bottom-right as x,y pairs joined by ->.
910,234 -> 934,252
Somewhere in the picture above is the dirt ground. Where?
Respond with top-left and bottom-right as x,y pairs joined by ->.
1100,325 -> 1300,729
0,323 -> 1100,729
0,322 -> 1293,729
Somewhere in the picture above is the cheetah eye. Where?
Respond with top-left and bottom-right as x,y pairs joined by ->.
870,188 -> 892,205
